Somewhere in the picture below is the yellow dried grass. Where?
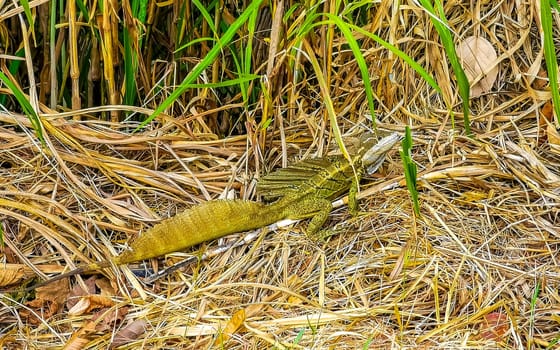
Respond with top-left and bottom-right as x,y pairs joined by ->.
0,0 -> 559,349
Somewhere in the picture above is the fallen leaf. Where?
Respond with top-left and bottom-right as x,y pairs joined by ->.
91,305 -> 128,332
538,102 -> 555,137
548,123 -> 560,155
20,298 -> 60,325
66,276 -> 98,310
532,68 -> 549,90
95,277 -> 116,296
20,279 -> 70,324
36,278 -> 70,305
64,305 -> 129,348
480,312 -> 509,342
68,295 -> 116,316
541,101 -> 554,122
63,320 -> 97,350
2,246 -> 20,264
109,319 -> 148,349
456,36 -> 499,98
0,264 -> 30,287
216,309 -> 246,344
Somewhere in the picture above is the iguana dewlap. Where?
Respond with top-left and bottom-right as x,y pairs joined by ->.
22,132 -> 400,289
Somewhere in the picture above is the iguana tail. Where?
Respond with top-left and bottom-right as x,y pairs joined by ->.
113,199 -> 278,265
21,199 -> 277,291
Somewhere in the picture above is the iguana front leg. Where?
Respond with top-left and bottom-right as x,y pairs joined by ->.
285,197 -> 333,238
348,167 -> 363,216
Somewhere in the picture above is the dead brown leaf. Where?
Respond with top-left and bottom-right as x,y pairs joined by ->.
64,306 -> 129,348
0,264 -> 29,287
35,278 -> 70,304
94,276 -> 117,295
91,305 -> 129,332
68,295 -> 116,316
66,276 -> 98,310
532,68 -> 550,90
216,308 -> 245,345
541,101 -> 554,123
456,36 -> 499,97
63,320 -> 97,350
547,123 -> 560,155
19,279 -> 70,324
479,312 -> 509,342
109,319 -> 148,349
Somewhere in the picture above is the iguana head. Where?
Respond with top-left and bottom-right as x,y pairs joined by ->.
358,132 -> 402,174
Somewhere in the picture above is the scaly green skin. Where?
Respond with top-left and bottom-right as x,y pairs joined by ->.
21,133 -> 399,289
256,132 -> 401,235
259,154 -> 363,236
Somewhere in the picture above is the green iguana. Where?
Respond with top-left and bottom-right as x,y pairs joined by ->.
19,132 -> 400,289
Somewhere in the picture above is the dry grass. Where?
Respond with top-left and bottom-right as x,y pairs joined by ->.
1,0 -> 560,349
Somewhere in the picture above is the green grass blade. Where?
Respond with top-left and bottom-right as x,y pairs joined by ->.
75,0 -> 90,22
399,126 -> 420,216
546,335 -> 560,350
175,37 -> 215,53
349,24 -> 441,95
284,3 -> 300,21
0,72 -> 44,145
177,74 -> 259,89
49,0 -> 57,108
293,328 -> 305,345
0,49 -> 25,106
362,336 -> 375,350
133,0 -> 148,23
321,14 -> 377,128
340,0 -> 376,17
286,8 -> 351,158
529,281 -> 540,340
123,28 -> 138,106
287,5 -> 321,41
302,39 -> 350,161
306,14 -> 442,129
541,0 -> 560,127
141,0 -> 264,131
418,0 -> 472,136
19,0 -> 35,29
192,0 -> 217,35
